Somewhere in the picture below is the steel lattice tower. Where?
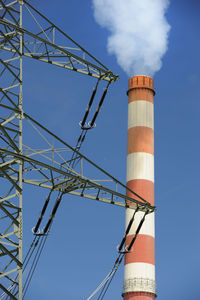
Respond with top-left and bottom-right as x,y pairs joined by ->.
0,1 -> 155,299
0,1 -> 23,298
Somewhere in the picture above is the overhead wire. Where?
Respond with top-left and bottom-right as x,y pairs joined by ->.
96,253 -> 123,300
86,271 -> 114,300
5,235 -> 38,299
22,231 -> 49,299
87,253 -> 123,300
22,236 -> 46,297
4,230 -> 50,300
86,207 -> 149,300
4,192 -> 63,299
22,192 -> 64,298
97,210 -> 149,299
22,186 -> 62,293
4,192 -> 55,297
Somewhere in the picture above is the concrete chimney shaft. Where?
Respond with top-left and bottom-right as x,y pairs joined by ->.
123,75 -> 156,300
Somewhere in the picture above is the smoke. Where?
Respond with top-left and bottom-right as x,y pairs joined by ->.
92,0 -> 171,76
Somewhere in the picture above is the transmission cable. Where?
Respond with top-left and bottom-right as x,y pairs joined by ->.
23,236 -> 45,296
5,192 -> 63,299
97,209 -> 148,300
97,254 -> 123,300
87,252 -> 123,300
22,232 -> 49,299
87,207 -> 149,300
22,192 -> 64,298
5,235 -> 39,299
98,210 -> 148,300
6,191 -> 55,298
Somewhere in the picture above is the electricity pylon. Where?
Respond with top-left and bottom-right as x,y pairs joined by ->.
0,1 -> 155,299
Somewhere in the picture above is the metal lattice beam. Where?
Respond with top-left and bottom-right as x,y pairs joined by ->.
0,0 -> 118,82
0,146 -> 155,213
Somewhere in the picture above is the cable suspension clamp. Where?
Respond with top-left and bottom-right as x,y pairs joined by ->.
79,121 -> 96,130
32,227 -> 49,236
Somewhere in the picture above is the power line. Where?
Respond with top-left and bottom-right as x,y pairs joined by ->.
97,255 -> 124,300
4,191 -> 63,299
21,192 -> 64,298
4,236 -> 39,300
87,253 -> 124,300
22,233 -> 49,299
86,208 -> 149,300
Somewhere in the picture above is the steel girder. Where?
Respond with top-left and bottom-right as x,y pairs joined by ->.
0,0 -> 118,82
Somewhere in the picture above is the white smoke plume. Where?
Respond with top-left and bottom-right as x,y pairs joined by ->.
92,0 -> 171,76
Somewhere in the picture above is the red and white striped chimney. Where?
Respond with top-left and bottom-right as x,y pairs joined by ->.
123,75 -> 156,300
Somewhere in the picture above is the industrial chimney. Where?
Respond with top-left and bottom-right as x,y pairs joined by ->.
123,75 -> 156,300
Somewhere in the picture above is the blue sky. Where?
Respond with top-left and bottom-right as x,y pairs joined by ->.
18,1 -> 200,299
